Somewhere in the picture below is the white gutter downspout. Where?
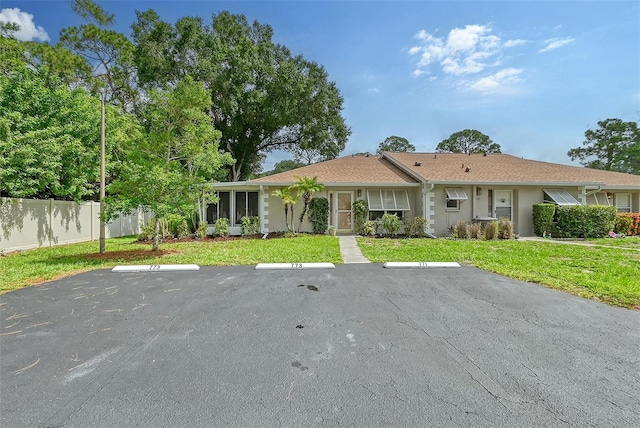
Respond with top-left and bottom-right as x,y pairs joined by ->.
581,186 -> 604,206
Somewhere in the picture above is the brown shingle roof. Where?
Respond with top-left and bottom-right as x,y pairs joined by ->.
249,152 -> 640,188
385,152 -> 640,187
250,155 -> 418,185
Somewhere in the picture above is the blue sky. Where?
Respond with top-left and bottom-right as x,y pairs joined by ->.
2,0 -> 639,171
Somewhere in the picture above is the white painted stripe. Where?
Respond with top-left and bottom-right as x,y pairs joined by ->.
112,264 -> 200,272
383,261 -> 460,268
255,263 -> 335,270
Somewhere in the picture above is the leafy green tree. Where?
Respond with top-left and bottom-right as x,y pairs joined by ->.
106,78 -> 233,250
289,176 -> 325,231
0,62 -> 138,200
271,187 -> 297,232
567,118 -> 640,174
260,159 -> 307,177
132,10 -> 349,181
376,136 -> 415,155
436,129 -> 501,154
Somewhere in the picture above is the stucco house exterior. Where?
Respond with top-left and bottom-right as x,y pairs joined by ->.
205,152 -> 640,237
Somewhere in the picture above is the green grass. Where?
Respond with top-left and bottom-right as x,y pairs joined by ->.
583,236 -> 640,248
358,238 -> 640,309
0,235 -> 342,293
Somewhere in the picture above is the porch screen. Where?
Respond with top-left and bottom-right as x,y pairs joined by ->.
543,189 -> 579,206
366,190 -> 410,211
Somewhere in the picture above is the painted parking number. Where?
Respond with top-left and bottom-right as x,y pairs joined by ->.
291,263 -> 303,269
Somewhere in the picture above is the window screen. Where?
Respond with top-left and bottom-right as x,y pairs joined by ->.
366,190 -> 410,211
445,188 -> 469,200
543,189 -> 580,206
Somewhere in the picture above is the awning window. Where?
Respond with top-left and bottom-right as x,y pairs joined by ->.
445,188 -> 469,201
367,190 -> 410,211
586,192 -> 610,206
543,189 -> 580,206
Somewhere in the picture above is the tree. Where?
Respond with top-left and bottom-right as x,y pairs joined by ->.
60,0 -> 137,109
271,187 -> 297,232
131,10 -> 350,181
106,78 -> 233,250
289,176 -> 325,232
567,119 -> 640,175
0,59 -> 138,201
259,159 -> 307,177
376,136 -> 415,155
436,129 -> 501,154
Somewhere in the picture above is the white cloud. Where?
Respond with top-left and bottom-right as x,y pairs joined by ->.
368,88 -> 381,93
538,37 -> 575,53
408,24 -> 524,77
0,8 -> 49,41
503,39 -> 528,48
467,68 -> 524,95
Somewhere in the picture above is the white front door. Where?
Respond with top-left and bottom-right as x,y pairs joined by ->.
494,190 -> 512,220
336,191 -> 353,231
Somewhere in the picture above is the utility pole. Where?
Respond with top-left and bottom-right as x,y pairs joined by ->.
99,91 -> 106,254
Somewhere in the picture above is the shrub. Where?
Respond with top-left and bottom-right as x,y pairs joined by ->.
214,217 -> 230,237
454,221 -> 468,239
614,213 -> 640,236
196,221 -> 208,239
405,216 -> 427,238
483,221 -> 497,240
138,217 -> 170,241
468,222 -> 482,239
240,216 -> 260,235
361,220 -> 377,237
533,203 -> 556,237
175,220 -> 191,239
381,213 -> 402,236
556,205 -> 616,238
497,218 -> 513,239
352,199 -> 369,235
309,197 -> 329,234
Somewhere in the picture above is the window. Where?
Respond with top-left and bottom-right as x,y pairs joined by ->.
366,190 -> 410,220
615,193 -> 632,213
207,192 -> 230,223
445,188 -> 468,211
235,191 -> 259,224
586,192 -> 610,206
207,191 -> 258,225
369,210 -> 405,220
543,189 -> 580,206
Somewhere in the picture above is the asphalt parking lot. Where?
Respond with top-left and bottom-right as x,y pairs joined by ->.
1,264 -> 639,427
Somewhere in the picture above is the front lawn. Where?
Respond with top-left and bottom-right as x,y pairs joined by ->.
0,235 -> 342,293
358,238 -> 640,309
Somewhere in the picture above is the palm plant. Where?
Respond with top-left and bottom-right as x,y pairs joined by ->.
271,187 -> 298,232
290,176 -> 325,231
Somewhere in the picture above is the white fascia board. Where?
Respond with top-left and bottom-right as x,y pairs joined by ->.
255,182 -> 421,188
429,180 -> 605,187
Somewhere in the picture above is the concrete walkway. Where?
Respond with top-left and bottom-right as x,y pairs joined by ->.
338,235 -> 371,263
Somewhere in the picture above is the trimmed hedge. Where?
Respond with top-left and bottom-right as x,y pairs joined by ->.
532,203 -> 556,237
614,213 -> 640,236
556,205 -> 617,238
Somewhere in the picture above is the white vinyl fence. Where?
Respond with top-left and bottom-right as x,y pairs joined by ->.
0,198 -> 151,253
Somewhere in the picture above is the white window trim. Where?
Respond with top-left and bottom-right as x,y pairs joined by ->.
615,193 -> 632,213
446,199 -> 461,211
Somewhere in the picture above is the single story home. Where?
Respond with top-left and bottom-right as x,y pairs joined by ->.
205,152 -> 640,237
